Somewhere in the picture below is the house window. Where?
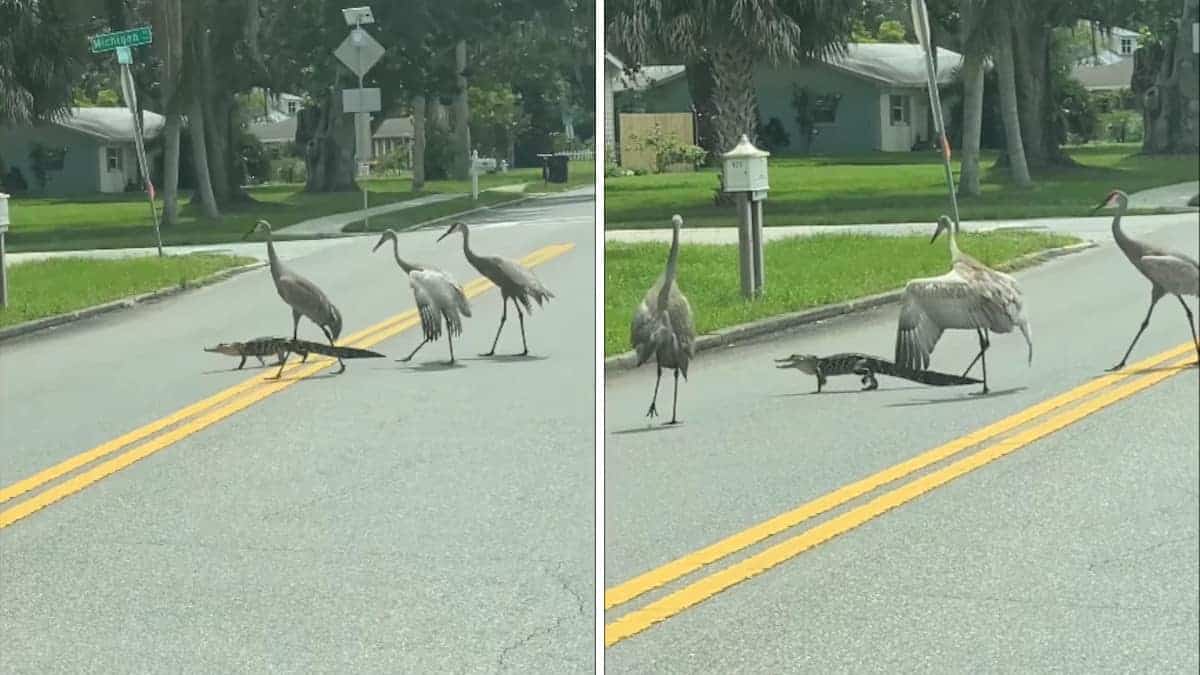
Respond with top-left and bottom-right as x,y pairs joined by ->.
1119,37 -> 1133,55
890,95 -> 910,125
287,100 -> 298,115
105,147 -> 122,172
812,94 -> 840,124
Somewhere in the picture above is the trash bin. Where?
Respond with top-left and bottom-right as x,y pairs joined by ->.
546,154 -> 569,184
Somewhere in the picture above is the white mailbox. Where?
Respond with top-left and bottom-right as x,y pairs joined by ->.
722,134 -> 770,193
0,192 -> 9,233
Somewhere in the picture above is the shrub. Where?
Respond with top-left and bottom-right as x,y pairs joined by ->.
628,123 -> 707,174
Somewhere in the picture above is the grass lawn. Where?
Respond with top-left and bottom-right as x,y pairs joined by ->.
4,161 -> 593,252
604,144 -> 1199,230
0,253 -> 255,328
604,230 -> 1079,356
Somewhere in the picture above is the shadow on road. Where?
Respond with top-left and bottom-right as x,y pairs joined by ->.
884,386 -> 1027,408
462,354 -> 550,363
610,423 -> 686,435
1090,362 -> 1199,377
398,360 -> 468,372
772,384 -> 929,397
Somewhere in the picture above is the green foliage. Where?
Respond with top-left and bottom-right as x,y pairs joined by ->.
236,131 -> 272,185
423,124 -> 456,180
1096,110 -> 1144,142
273,158 -> 307,184
72,88 -> 121,107
756,117 -> 791,152
469,85 -> 531,160
377,147 -> 412,174
27,143 -> 67,192
628,123 -> 707,174
1057,77 -> 1099,144
876,19 -> 906,43
0,254 -> 256,329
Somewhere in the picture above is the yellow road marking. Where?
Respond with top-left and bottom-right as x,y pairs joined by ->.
604,341 -> 1195,610
605,350 -> 1197,647
0,243 -> 574,530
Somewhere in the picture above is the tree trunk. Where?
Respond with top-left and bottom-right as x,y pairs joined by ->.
411,93 -> 426,191
451,40 -> 471,180
1140,0 -> 1199,154
188,96 -> 219,218
708,44 -> 758,154
297,87 -> 357,192
157,0 -> 184,225
959,48 -> 985,197
1013,17 -> 1072,166
993,14 -> 1033,187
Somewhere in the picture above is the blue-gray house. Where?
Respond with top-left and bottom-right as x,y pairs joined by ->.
613,43 -> 963,155
0,107 -> 164,195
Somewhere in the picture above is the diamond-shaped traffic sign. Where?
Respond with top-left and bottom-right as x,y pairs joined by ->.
334,28 -> 384,78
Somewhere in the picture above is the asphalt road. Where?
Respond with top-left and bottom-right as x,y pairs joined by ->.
0,188 -> 595,673
605,212 -> 1199,672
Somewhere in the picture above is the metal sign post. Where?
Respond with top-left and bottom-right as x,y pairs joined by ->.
335,7 -> 383,232
470,150 -> 480,201
0,192 -> 9,308
90,25 -> 163,256
910,0 -> 961,228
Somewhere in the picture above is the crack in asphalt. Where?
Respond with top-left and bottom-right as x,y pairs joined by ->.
494,561 -> 587,674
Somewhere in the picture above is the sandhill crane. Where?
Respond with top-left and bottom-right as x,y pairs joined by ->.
372,229 -> 472,364
630,214 -> 695,424
436,221 -> 554,356
244,219 -> 345,378
895,215 -> 1032,394
1095,189 -> 1200,369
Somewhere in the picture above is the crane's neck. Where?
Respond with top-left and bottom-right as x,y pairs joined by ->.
1109,194 -> 1138,257
389,238 -> 416,274
947,220 -> 963,260
657,221 -> 680,309
459,227 -> 480,265
263,226 -> 282,281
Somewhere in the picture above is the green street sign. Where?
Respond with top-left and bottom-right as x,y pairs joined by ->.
89,26 -> 152,53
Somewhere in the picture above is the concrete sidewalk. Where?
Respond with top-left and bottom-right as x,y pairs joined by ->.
606,181 -> 1200,245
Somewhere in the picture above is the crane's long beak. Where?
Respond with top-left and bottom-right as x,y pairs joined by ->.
436,226 -> 454,242
241,227 -> 255,241
1089,200 -> 1108,214
371,236 -> 386,253
930,228 -> 942,245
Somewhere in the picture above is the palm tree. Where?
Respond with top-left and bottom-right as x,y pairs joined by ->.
607,0 -> 859,155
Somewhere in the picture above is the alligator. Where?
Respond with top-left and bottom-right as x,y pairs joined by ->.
204,337 -> 385,370
774,352 -> 983,393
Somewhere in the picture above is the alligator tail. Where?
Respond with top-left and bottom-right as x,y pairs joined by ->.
868,357 -> 982,386
289,339 -> 385,359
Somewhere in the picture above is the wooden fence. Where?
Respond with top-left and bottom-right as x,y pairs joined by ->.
618,113 -> 695,171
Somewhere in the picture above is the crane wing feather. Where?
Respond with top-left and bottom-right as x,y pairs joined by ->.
1139,255 -> 1200,296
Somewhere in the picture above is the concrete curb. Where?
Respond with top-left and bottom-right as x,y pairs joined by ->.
341,194 -> 539,235
0,259 -> 267,343
603,241 -> 1098,374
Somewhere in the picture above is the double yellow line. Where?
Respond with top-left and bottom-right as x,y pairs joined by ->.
604,342 -> 1198,647
0,243 -> 574,530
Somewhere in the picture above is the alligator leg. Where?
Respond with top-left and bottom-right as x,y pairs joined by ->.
271,351 -> 289,379
237,355 -> 247,370
646,365 -> 662,419
815,365 -> 825,393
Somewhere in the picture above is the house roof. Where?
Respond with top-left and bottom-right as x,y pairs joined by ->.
823,43 -> 962,87
247,117 -> 297,144
614,43 -> 964,95
54,107 -> 165,142
373,117 -> 413,139
1071,58 -> 1133,90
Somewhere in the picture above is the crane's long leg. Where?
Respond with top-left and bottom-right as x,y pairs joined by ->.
399,338 -> 430,362
1108,289 -> 1164,371
292,311 -> 310,363
482,296 -> 509,356
447,332 -> 456,365
646,366 -> 662,419
1177,295 -> 1199,364
321,325 -> 345,374
666,368 -> 681,424
516,303 -> 529,356
960,328 -> 990,379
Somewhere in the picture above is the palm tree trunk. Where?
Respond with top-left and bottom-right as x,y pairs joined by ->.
411,93 -> 426,191
708,44 -> 758,153
958,48 -> 985,197
992,13 -> 1032,188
